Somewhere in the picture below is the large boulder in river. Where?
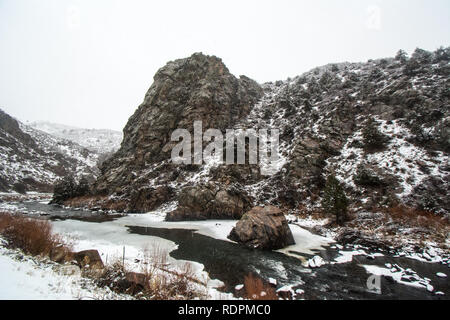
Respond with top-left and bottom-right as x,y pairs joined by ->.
228,206 -> 295,250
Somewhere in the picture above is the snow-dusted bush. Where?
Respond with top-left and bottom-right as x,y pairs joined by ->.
51,175 -> 91,205
0,213 -> 71,257
362,117 -> 389,152
353,166 -> 385,188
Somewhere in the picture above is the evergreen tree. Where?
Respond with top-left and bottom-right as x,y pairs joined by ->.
321,175 -> 348,225
50,175 -> 90,205
51,175 -> 77,204
362,117 -> 388,151
411,48 -> 432,64
395,49 -> 408,63
76,176 -> 91,196
433,46 -> 450,63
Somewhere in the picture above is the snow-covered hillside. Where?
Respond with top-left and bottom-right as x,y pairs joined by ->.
31,121 -> 123,154
0,109 -> 99,193
87,49 -> 449,219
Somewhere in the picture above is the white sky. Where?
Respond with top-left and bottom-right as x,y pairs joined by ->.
1,0 -> 449,130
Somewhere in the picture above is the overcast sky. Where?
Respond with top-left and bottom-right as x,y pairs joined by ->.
1,0 -> 449,131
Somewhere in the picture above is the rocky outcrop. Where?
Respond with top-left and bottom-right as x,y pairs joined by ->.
166,183 -> 252,221
228,206 -> 295,250
128,186 -> 174,213
93,53 -> 263,203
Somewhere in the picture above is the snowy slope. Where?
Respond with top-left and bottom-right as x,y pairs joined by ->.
31,121 -> 123,154
0,109 -> 99,192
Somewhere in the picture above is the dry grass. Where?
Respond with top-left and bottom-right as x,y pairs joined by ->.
244,273 -> 278,300
344,205 -> 450,248
144,262 -> 201,300
0,212 -> 72,257
139,244 -> 204,299
384,205 -> 448,229
296,203 -> 329,220
97,244 -> 206,300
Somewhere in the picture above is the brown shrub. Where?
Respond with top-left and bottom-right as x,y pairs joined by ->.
0,213 -> 71,257
139,246 -> 203,299
385,205 -> 448,229
296,203 -> 328,220
105,200 -> 128,212
244,273 -> 278,300
96,246 -> 206,300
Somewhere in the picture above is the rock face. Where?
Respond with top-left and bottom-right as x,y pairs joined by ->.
93,53 -> 262,214
166,183 -> 252,221
128,186 -> 174,213
228,206 -> 295,250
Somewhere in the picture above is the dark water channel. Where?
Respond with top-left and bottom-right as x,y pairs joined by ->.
127,226 -> 449,300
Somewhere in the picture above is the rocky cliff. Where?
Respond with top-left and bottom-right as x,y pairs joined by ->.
93,53 -> 262,214
88,49 -> 449,220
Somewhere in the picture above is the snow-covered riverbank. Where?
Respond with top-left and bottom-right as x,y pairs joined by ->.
0,244 -> 131,300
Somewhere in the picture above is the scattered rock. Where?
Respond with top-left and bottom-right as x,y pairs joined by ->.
59,265 -> 81,277
49,246 -> 70,264
308,256 -> 326,268
74,250 -> 104,271
336,228 -> 391,251
436,272 -> 447,278
268,278 -> 277,286
276,285 -> 295,300
295,289 -> 305,295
